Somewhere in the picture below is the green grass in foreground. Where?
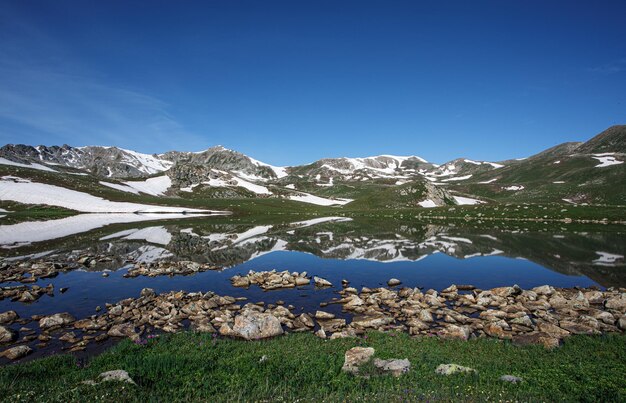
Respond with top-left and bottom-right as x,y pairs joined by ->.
1,332 -> 624,402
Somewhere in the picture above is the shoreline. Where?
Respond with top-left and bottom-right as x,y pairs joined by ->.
2,273 -> 624,365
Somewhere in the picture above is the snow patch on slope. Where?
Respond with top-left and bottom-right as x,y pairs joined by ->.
453,196 -> 484,205
592,155 -> 623,168
0,176 -> 213,213
288,192 -> 353,206
0,157 -> 57,173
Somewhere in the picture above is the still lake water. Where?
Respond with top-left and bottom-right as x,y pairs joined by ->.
0,213 -> 624,361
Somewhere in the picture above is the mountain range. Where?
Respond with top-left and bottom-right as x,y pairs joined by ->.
0,125 -> 624,210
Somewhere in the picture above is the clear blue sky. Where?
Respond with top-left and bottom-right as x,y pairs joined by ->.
0,1 -> 625,166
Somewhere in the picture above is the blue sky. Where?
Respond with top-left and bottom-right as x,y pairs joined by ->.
0,1 -> 625,166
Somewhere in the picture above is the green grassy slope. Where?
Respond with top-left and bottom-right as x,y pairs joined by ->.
1,332 -> 624,402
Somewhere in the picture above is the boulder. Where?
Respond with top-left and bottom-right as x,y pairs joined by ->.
605,294 -> 626,312
439,325 -> 471,341
373,358 -> 411,377
532,285 -> 555,296
38,312 -> 75,329
435,364 -> 476,375
500,375 -> 523,383
618,316 -> 626,331
387,278 -> 402,287
298,313 -> 315,328
99,370 -> 136,384
483,322 -> 511,339
232,310 -> 283,340
342,347 -> 375,374
0,326 -> 17,344
0,310 -> 18,324
140,288 -> 156,298
351,314 -> 394,330
314,311 -> 335,320
537,322 -> 570,339
317,318 -> 346,332
313,276 -> 332,287
107,323 -> 140,340
512,332 -> 560,349
1,345 -> 32,360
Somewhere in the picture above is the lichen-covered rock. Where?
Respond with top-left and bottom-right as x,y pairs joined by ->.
1,345 -> 32,360
231,310 -> 283,340
313,276 -> 332,287
435,364 -> 476,375
373,358 -> 411,376
0,311 -> 18,324
0,326 -> 17,344
38,312 -> 75,329
342,347 -> 375,374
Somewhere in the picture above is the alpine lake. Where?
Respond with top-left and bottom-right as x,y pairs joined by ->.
0,212 -> 624,363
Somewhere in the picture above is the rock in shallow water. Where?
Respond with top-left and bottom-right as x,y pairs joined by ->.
0,325 -> 17,344
1,345 -> 32,360
38,312 -> 75,329
313,276 -> 332,287
0,310 -> 18,324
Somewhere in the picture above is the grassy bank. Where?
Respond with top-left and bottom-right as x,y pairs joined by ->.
1,332 -> 624,402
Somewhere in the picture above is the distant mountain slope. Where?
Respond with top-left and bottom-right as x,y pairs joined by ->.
445,126 -> 625,205
575,125 -> 626,154
0,144 -> 172,178
0,125 -> 624,208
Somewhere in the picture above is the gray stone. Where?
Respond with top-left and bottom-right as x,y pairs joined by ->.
313,276 -> 332,287
0,326 -> 17,344
38,312 -> 75,329
98,370 -> 136,385
0,310 -> 18,324
231,310 -> 283,340
107,323 -> 139,340
1,345 -> 32,360
342,347 -> 375,374
435,364 -> 476,375
373,358 -> 411,376
500,375 -> 523,383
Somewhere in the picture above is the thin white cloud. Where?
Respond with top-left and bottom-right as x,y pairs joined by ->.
0,5 -> 204,152
587,58 -> 626,75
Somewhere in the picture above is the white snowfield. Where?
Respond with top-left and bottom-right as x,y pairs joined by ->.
503,185 -> 524,191
288,192 -> 353,206
0,176 -> 215,213
453,196 -> 485,205
463,159 -> 504,169
99,175 -> 172,196
115,148 -> 173,174
592,154 -> 623,168
0,157 -> 57,173
418,199 -> 437,208
441,174 -> 472,182
0,213 -> 204,247
248,156 -> 289,179
478,178 -> 497,184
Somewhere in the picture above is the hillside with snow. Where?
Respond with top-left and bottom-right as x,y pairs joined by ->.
0,125 -> 624,211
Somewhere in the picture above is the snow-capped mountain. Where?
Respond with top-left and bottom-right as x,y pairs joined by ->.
0,125 -> 624,208
0,144 -> 173,178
